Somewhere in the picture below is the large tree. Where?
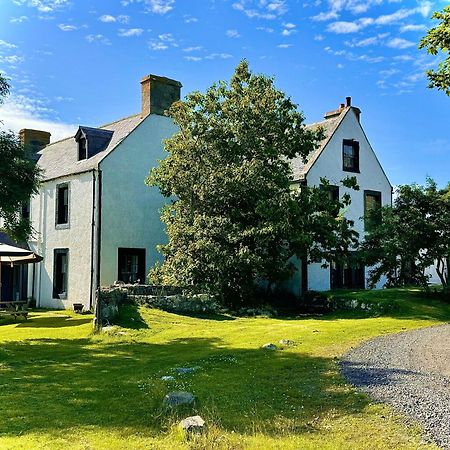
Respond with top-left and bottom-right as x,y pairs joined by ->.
0,74 -> 41,241
361,179 -> 450,292
147,61 -> 357,305
419,6 -> 450,96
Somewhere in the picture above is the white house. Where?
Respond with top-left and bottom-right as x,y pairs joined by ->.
22,74 -> 181,310
4,76 -> 393,310
287,97 -> 392,294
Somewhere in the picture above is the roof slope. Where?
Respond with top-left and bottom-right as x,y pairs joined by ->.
291,107 -> 350,181
37,114 -> 144,181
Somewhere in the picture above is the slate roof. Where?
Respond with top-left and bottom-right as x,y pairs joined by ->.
291,107 -> 350,181
37,114 -> 144,181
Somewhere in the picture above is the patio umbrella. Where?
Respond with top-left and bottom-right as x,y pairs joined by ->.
0,243 -> 43,302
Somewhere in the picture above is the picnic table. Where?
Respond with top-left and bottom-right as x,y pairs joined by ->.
0,301 -> 28,321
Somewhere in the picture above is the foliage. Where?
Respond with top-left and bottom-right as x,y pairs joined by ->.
419,6 -> 450,96
0,73 -> 41,241
361,179 -> 450,292
0,290 -> 448,449
148,61 -> 358,305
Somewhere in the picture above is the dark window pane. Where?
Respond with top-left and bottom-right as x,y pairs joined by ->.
56,184 -> 69,225
118,248 -> 146,284
78,138 -> 87,160
53,249 -> 68,298
364,190 -> 382,231
343,140 -> 359,172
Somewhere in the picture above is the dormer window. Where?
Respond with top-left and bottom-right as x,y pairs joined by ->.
74,126 -> 113,161
78,137 -> 87,160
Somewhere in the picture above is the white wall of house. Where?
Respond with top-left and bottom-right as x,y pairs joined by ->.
306,109 -> 392,291
99,114 -> 178,286
29,172 -> 95,309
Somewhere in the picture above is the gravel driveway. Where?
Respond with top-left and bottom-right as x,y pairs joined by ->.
341,324 -> 450,449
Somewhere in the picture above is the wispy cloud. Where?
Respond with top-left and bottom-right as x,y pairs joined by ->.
184,15 -> 198,23
9,16 -> 29,23
85,34 -> 111,45
121,0 -> 175,14
226,29 -> 241,38
148,34 -> 177,51
256,26 -> 274,33
118,28 -> 144,37
0,40 -> 18,49
205,53 -> 233,59
400,23 -> 427,33
11,0 -> 70,13
0,55 -> 25,66
184,55 -> 202,62
99,14 -> 130,23
386,37 -> 415,49
278,43 -> 292,48
183,46 -> 202,52
58,24 -> 79,31
0,93 -> 75,141
232,0 -> 287,20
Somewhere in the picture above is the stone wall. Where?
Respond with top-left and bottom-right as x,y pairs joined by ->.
96,284 -> 221,326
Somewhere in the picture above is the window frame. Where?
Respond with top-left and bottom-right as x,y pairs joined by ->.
364,190 -> 382,231
117,248 -> 146,284
78,137 -> 88,160
55,182 -> 70,229
342,139 -> 360,173
53,248 -> 69,299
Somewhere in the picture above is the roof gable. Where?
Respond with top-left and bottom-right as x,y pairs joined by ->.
38,114 -> 144,181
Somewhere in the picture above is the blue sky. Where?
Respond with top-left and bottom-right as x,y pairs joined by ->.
0,0 -> 448,186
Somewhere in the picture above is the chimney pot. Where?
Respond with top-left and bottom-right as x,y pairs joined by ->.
340,103 -> 345,109
140,74 -> 182,117
346,96 -> 351,107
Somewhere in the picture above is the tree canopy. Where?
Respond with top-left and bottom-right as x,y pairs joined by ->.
361,179 -> 450,292
0,73 -> 41,242
147,61 -> 358,305
419,6 -> 450,96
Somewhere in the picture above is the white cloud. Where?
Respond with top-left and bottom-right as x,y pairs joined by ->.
183,46 -> 202,52
184,56 -> 202,62
0,55 -> 25,66
184,15 -> 198,23
400,24 -> 427,32
256,26 -> 274,32
10,16 -> 29,23
121,0 -> 174,14
226,29 -> 241,38
232,0 -> 287,19
205,53 -> 233,59
386,37 -> 415,49
12,0 -> 70,13
327,20 -> 362,33
149,41 -> 168,50
314,34 -> 325,41
375,8 -> 415,25
118,28 -> 144,37
283,22 -> 296,29
281,28 -> 296,36
278,43 -> 292,48
99,14 -> 130,23
58,24 -> 78,31
0,94 -> 75,142
85,34 -> 111,45
393,54 -> 414,61
0,40 -> 18,49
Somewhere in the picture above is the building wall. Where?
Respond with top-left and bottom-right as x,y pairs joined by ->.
305,109 -> 392,292
99,114 -> 178,286
29,171 -> 95,309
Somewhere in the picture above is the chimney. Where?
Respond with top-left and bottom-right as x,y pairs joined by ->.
19,128 -> 51,161
346,96 -> 351,107
140,74 -> 182,117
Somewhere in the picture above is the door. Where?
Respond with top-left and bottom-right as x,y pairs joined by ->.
330,254 -> 365,290
117,248 -> 146,284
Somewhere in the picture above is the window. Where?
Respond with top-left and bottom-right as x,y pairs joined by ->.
21,201 -> 30,220
330,253 -> 365,289
53,249 -> 68,299
364,190 -> 382,231
320,184 -> 340,216
343,139 -> 359,172
78,137 -> 87,160
56,183 -> 69,226
118,248 -> 146,284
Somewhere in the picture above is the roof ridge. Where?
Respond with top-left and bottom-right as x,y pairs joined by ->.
40,112 -> 142,150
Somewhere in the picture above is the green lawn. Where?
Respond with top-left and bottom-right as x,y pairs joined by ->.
0,288 -> 448,449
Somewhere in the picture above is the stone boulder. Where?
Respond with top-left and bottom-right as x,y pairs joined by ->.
261,343 -> 277,350
163,391 -> 195,407
180,415 -> 206,433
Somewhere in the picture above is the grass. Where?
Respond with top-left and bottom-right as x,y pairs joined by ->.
0,288 -> 448,449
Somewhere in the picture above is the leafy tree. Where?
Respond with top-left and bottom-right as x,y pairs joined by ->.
361,179 -> 450,292
147,61 -> 357,305
419,6 -> 450,96
0,73 -> 41,241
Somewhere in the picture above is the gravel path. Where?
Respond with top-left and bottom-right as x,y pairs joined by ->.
341,324 -> 450,449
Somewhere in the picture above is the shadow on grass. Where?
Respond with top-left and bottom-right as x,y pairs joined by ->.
16,315 -> 92,328
0,335 -> 369,439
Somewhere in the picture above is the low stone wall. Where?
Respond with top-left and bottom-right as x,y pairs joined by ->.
96,284 -> 221,326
